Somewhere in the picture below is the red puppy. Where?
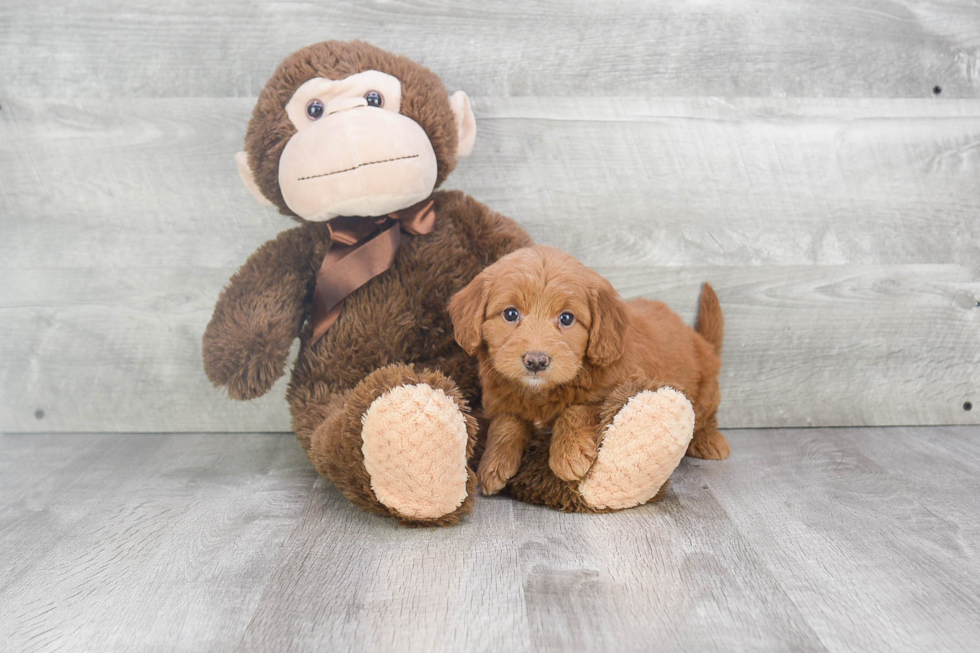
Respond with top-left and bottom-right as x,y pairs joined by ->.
449,246 -> 729,495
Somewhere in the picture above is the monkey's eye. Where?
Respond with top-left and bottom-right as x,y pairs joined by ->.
559,312 -> 575,327
364,90 -> 384,108
306,100 -> 325,120
503,308 -> 520,323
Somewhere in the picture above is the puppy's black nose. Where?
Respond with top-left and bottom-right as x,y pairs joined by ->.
523,352 -> 551,373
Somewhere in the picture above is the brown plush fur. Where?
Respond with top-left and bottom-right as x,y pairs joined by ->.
203,42 -> 532,526
306,363 -> 479,527
203,188 -> 531,525
449,246 -> 729,501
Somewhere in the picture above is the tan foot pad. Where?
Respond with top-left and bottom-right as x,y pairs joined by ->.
361,383 -> 469,520
578,388 -> 695,511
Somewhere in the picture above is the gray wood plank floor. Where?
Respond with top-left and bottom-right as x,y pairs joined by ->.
2,427 -> 978,652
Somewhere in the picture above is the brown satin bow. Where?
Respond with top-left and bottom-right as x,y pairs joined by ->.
309,198 -> 436,344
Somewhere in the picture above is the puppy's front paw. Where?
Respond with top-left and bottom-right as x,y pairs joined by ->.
549,438 -> 598,482
478,449 -> 522,496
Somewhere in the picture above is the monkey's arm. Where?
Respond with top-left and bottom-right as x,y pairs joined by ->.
203,226 -> 317,400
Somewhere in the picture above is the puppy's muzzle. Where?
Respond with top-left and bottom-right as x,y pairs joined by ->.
523,352 -> 551,373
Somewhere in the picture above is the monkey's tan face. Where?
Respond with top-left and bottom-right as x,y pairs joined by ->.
277,70 -> 438,221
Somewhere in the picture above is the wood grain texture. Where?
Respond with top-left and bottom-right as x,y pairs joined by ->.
475,98 -> 980,268
236,479 -> 533,653
510,485 -> 825,652
2,263 -> 976,432
2,97 -> 978,431
702,427 -> 980,652
4,97 -> 979,269
0,433 -> 315,652
2,428 -> 979,652
1,0 -> 979,99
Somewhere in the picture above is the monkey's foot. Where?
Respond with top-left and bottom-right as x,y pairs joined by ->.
578,387 -> 694,510
361,383 -> 470,520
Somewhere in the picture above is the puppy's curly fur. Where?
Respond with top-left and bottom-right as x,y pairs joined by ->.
449,246 -> 729,495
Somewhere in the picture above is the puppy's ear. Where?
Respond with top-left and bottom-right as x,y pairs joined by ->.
449,271 -> 489,355
586,277 -> 629,367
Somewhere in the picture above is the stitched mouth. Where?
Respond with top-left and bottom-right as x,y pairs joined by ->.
298,154 -> 419,181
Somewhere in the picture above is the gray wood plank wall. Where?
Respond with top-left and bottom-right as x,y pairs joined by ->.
1,1 -> 978,432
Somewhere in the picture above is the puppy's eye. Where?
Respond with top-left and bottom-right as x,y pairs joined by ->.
306,99 -> 324,120
364,91 -> 383,108
559,312 -> 575,327
503,308 -> 520,323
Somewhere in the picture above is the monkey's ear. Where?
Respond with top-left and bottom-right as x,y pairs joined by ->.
449,91 -> 477,158
235,151 -> 274,207
448,271 -> 488,355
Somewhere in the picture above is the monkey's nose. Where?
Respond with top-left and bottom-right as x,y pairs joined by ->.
326,96 -> 368,115
523,352 -> 551,373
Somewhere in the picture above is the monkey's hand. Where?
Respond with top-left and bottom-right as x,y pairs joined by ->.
202,228 -> 315,400
203,295 -> 298,400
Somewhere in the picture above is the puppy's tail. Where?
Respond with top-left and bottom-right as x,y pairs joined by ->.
696,283 -> 724,356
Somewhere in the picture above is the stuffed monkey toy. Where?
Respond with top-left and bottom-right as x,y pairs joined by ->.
203,41 -> 699,526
